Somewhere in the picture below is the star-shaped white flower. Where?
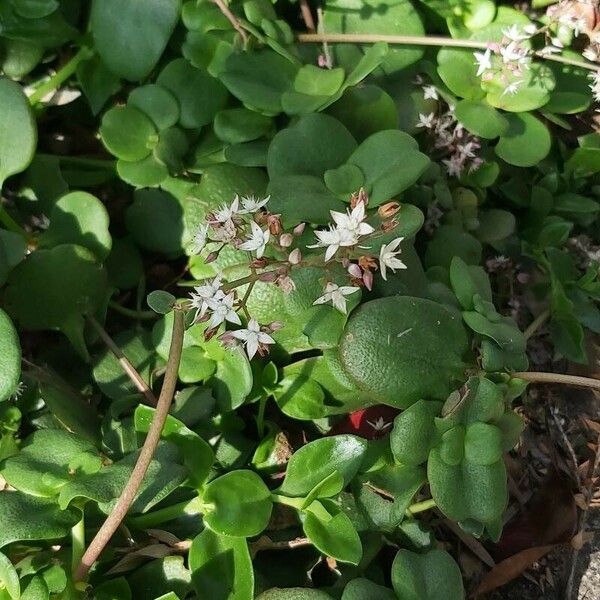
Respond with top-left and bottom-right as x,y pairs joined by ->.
502,25 -> 529,42
379,237 -> 407,280
442,155 -> 464,178
211,196 -> 240,223
330,201 -> 374,240
189,274 -> 224,320
473,48 -> 493,77
502,80 -> 523,96
366,417 -> 392,432
307,226 -> 343,261
205,292 -> 241,329
188,223 -> 209,255
422,85 -> 439,100
239,220 -> 270,257
416,112 -> 436,129
313,282 -> 359,314
230,318 -> 275,359
238,195 -> 270,214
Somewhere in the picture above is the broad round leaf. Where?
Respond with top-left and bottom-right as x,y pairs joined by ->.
90,0 -> 181,81
339,297 -> 469,408
40,191 -> 112,260
147,290 -> 176,314
203,470 -> 272,537
100,105 -> 157,162
0,551 -> 19,600
454,99 -> 508,139
495,112 -> 551,167
0,78 -> 37,187
0,309 -> 20,403
189,529 -> 253,600
214,108 -> 273,144
129,84 -> 180,130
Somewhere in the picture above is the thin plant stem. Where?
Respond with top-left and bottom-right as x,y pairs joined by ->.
407,498 -> 436,514
108,301 -> 158,321
211,0 -> 248,44
88,316 -> 158,407
512,371 -> 600,392
296,33 -> 600,72
71,516 -> 85,576
75,309 -> 185,581
256,395 -> 268,438
127,495 -> 202,529
523,308 -> 551,341
28,47 -> 93,106
299,0 -> 316,32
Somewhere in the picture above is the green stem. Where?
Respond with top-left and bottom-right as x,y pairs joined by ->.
128,495 -> 202,529
71,516 -> 85,576
296,33 -> 600,72
29,47 -> 93,106
256,395 -> 268,438
512,371 -> 600,392
108,301 -> 158,321
407,498 -> 436,515
241,19 -> 302,65
75,309 -> 185,581
523,308 -> 550,341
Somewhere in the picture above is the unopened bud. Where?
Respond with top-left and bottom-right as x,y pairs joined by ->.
204,327 -> 219,342
293,222 -> 306,236
363,269 -> 374,291
382,219 -> 398,233
250,257 -> 268,269
259,271 -> 278,282
378,201 -> 400,219
288,248 -> 302,265
205,251 -> 218,264
267,214 -> 283,235
358,255 -> 377,270
347,263 -> 362,278
268,321 -> 284,332
279,233 -> 293,247
350,187 -> 369,209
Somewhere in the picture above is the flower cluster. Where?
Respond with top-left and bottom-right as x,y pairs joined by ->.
186,191 -> 408,360
473,24 -> 537,95
417,106 -> 483,177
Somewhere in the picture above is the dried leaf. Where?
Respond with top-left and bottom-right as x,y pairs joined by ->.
474,545 -> 557,596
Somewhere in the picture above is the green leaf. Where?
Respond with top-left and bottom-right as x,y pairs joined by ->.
390,401 -> 442,466
158,58 -> 229,129
117,155 -> 168,187
464,422 -> 503,466
339,297 -> 469,408
77,55 -> 122,115
425,225 -> 482,269
93,328 -> 158,401
278,435 -> 367,498
323,0 -> 424,75
100,105 -> 157,162
189,529 -> 253,600
1,429 -> 101,497
257,590 -> 332,600
208,348 -> 253,412
90,0 -> 180,81
4,245 -> 107,360
454,100 -> 508,139
0,492 -> 80,548
346,130 -> 430,206
147,290 -> 177,314
437,49 -> 485,100
302,499 -> 362,565
449,257 -> 492,311
203,470 -> 272,537
127,556 -> 191,600
342,578 -> 395,600
58,443 -> 187,513
0,78 -> 37,187
0,309 -> 20,403
391,548 -> 464,600
129,84 -> 180,131
495,112 -> 551,167
40,191 -> 112,260
0,551 -> 20,600
214,109 -> 273,144
135,405 -> 214,488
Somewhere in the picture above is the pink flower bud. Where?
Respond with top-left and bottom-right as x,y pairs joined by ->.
205,252 -> 218,264
279,233 -> 293,247
347,263 -> 362,278
288,248 -> 301,265
268,321 -> 284,332
293,223 -> 306,236
363,270 -> 374,291
259,271 -> 278,282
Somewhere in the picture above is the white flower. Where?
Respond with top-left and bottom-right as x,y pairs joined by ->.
474,48 -> 493,76
211,196 -> 240,223
189,274 -> 224,320
502,80 -> 523,96
589,71 -> 600,102
188,223 -> 209,255
239,220 -> 270,257
583,47 -> 598,63
379,237 -> 407,280
442,155 -> 464,178
502,25 -> 530,42
422,85 -> 438,100
330,202 -> 374,240
366,417 -> 392,432
230,318 -> 275,360
308,226 -> 343,261
238,195 -> 270,214
313,282 -> 359,314
417,112 -> 436,128
206,292 -> 241,329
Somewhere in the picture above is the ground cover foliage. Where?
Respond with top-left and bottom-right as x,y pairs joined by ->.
0,0 -> 599,598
